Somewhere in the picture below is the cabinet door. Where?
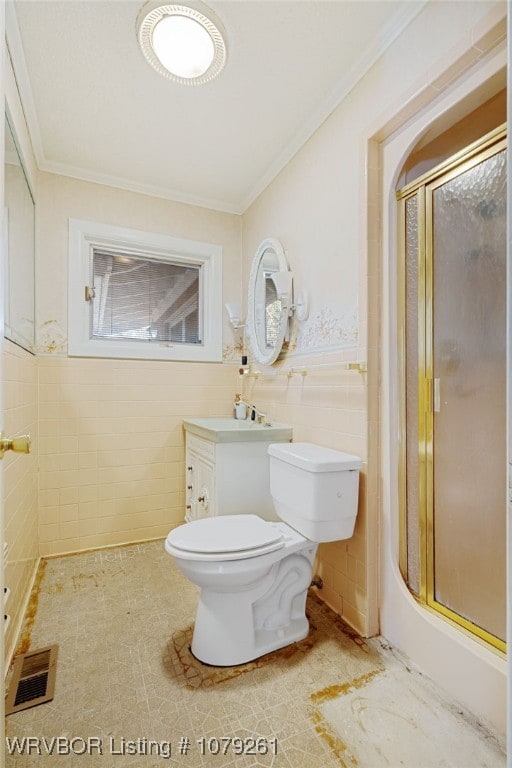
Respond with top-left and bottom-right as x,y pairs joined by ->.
194,457 -> 215,519
185,451 -> 195,522
185,444 -> 216,520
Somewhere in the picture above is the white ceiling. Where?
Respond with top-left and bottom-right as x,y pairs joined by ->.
7,0 -> 425,214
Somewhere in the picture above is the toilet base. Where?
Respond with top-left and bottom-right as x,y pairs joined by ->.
192,615 -> 310,667
190,550 -> 315,666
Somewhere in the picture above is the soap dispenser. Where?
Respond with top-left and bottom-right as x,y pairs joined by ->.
234,394 -> 247,420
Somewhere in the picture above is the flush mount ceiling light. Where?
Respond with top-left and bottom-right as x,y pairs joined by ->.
137,1 -> 227,85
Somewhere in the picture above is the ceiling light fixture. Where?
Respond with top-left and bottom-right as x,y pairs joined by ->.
137,2 -> 227,85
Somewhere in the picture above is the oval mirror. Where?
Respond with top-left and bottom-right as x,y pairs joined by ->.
247,238 -> 292,365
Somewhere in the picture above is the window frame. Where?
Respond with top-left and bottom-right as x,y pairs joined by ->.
68,219 -> 223,362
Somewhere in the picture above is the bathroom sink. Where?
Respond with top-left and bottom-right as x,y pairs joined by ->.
183,417 -> 292,443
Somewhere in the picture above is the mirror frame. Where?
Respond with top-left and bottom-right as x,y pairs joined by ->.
247,237 -> 291,365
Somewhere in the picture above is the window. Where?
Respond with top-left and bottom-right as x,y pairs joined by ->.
68,220 -> 222,361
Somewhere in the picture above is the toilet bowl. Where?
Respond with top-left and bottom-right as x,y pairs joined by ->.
165,442 -> 362,666
166,514 -> 316,665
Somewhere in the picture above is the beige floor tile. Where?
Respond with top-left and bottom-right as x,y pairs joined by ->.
5,540 -> 506,767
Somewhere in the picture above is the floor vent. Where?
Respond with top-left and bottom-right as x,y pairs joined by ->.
6,643 -> 58,715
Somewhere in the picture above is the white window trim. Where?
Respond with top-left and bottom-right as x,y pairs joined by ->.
68,219 -> 222,362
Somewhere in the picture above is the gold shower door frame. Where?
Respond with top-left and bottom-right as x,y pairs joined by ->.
397,125 -> 507,654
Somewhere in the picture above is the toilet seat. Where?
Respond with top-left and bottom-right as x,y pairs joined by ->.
166,514 -> 286,561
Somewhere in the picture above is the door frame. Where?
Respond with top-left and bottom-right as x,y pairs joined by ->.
0,0 -> 7,739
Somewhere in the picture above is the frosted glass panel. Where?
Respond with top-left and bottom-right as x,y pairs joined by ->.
432,149 -> 506,641
405,194 -> 420,594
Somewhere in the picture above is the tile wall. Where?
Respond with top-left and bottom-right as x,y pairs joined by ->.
37,356 -> 236,556
3,340 -> 38,664
241,347 -> 373,638
3,342 -> 237,668
239,87 -> 383,638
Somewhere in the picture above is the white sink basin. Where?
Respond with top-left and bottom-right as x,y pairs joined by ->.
183,417 -> 293,443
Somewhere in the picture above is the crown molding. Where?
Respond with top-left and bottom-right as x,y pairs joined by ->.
239,0 -> 428,213
5,1 -> 44,166
39,158 -> 243,215
6,0 -> 427,217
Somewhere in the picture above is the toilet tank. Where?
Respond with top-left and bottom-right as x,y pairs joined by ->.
268,442 -> 362,542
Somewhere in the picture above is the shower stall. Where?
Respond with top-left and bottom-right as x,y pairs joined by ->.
396,125 -> 506,652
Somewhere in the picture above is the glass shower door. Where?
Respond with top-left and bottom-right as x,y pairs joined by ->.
427,144 -> 507,644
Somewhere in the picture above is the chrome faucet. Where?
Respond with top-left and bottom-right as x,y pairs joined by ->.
250,406 -> 268,425
237,398 -> 270,425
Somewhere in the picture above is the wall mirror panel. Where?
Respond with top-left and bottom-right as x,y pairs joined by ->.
4,112 -> 35,353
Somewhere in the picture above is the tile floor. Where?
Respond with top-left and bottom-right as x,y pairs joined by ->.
4,541 -> 507,767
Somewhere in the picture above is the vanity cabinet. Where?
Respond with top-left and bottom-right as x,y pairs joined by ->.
183,418 -> 293,522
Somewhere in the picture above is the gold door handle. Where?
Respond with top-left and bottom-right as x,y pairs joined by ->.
0,433 -> 31,459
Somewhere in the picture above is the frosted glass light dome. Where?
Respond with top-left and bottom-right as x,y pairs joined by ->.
137,2 -> 227,85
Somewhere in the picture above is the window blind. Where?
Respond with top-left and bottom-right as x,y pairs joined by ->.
91,249 -> 201,344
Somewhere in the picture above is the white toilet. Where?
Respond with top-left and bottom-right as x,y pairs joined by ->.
165,442 -> 362,666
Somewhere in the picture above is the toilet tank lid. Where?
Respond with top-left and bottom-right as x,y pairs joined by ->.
268,442 -> 362,472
